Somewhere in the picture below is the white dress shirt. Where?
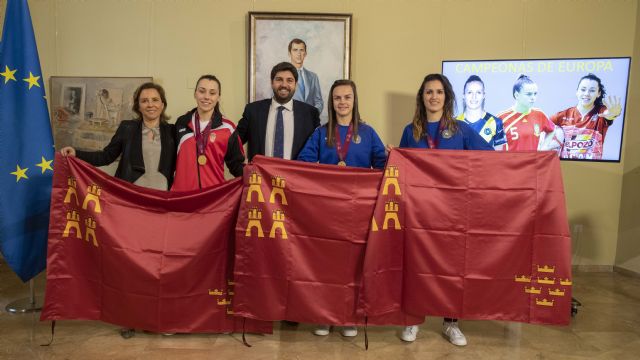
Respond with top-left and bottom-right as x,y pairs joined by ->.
264,98 -> 294,159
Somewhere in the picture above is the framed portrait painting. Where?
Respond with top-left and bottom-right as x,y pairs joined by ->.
50,76 -> 152,174
50,76 -> 152,153
248,12 -> 352,120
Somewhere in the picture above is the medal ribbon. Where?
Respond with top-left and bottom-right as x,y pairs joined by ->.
335,123 -> 353,163
425,120 -> 445,149
194,112 -> 212,158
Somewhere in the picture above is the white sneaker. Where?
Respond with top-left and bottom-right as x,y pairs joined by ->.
442,322 -> 467,346
313,325 -> 331,336
400,325 -> 419,342
340,326 -> 358,337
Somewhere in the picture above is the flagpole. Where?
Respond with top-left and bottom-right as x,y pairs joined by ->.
5,279 -> 42,313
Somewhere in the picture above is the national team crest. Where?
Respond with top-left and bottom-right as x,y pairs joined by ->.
484,128 -> 492,135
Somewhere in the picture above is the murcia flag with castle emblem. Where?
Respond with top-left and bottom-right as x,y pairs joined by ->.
40,154 -> 271,334
362,149 -> 572,325
233,156 -> 422,326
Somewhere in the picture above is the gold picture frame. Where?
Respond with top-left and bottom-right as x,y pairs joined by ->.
248,12 -> 352,119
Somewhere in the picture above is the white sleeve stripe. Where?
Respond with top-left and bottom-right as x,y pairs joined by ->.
215,120 -> 236,132
176,133 -> 194,154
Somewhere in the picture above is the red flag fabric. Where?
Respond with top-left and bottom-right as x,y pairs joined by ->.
233,156 -> 422,325
40,154 -> 271,334
363,149 -> 572,325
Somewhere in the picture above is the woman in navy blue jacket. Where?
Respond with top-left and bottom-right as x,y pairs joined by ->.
398,74 -> 493,151
395,74 -> 492,346
297,79 -> 386,338
298,79 -> 386,169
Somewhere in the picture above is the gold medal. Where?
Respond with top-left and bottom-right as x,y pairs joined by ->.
441,129 -> 452,139
337,161 -> 347,166
198,155 -> 207,165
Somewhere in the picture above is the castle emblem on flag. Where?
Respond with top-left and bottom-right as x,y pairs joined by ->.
372,164 -> 403,232
382,166 -> 401,196
382,200 -> 401,230
245,208 -> 264,238
82,184 -> 103,213
269,176 -> 287,205
61,177 -> 104,247
246,172 -> 265,203
244,172 -> 289,240
64,177 -> 79,206
63,210 -> 82,239
84,217 -> 98,247
269,210 -> 287,239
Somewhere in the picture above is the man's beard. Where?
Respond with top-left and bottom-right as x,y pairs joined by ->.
273,86 -> 294,104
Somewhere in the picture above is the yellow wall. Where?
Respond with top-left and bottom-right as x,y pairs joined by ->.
3,0 -> 638,267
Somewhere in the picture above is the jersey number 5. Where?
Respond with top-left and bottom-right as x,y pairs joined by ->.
509,127 -> 519,140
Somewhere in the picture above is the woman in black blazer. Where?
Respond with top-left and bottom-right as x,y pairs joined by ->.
60,82 -> 176,190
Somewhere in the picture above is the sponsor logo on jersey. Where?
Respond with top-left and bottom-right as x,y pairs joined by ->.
565,139 -> 594,150
561,126 -> 603,160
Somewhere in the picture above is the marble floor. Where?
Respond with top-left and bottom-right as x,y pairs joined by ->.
1,260 -> 639,360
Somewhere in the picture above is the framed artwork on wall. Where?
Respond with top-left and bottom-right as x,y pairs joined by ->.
50,76 -> 152,152
248,12 -> 352,120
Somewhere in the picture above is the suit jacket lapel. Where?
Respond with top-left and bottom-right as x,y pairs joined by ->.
301,68 -> 308,99
291,100 -> 303,154
131,120 -> 145,172
258,99 -> 270,155
158,121 -> 172,170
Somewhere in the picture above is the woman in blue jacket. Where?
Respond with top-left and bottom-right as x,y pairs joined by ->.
395,74 -> 492,346
398,74 -> 493,151
298,79 -> 386,338
298,79 -> 386,169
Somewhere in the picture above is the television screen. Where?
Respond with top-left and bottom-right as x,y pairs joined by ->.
442,58 -> 630,162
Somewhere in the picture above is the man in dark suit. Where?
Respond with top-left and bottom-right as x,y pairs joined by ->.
229,62 -> 320,168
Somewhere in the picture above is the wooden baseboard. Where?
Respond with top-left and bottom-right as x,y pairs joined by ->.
572,265 -> 613,272
613,266 -> 640,278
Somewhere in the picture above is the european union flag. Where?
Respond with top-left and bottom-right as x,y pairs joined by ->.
0,0 -> 54,282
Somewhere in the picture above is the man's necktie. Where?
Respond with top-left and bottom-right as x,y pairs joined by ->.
273,105 -> 285,158
298,70 -> 305,98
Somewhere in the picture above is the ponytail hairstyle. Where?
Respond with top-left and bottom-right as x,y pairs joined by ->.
512,74 -> 534,99
194,74 -> 223,118
326,79 -> 361,147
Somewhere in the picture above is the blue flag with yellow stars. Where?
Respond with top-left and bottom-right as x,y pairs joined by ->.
0,0 -> 54,282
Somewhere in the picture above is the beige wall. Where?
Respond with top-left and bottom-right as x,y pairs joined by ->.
616,1 -> 640,273
3,0 -> 638,267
